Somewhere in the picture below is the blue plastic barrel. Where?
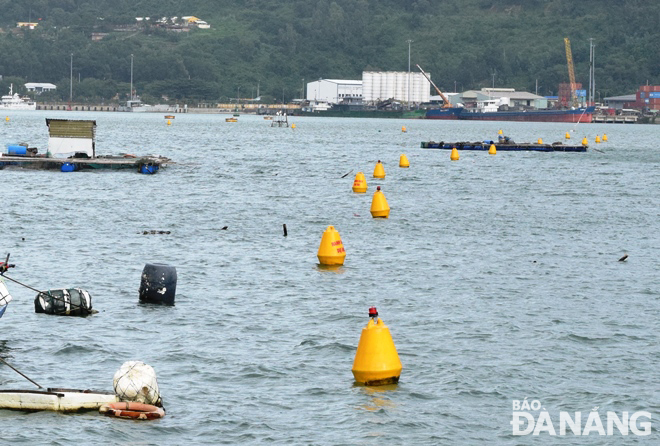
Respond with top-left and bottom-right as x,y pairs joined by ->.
140,164 -> 159,174
139,263 -> 177,305
7,145 -> 27,156
61,163 -> 77,172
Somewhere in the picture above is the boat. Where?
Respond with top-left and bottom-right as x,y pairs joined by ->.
0,84 -> 36,111
225,117 -> 237,122
263,116 -> 273,120
0,388 -> 118,411
425,106 -> 595,122
119,99 -> 152,112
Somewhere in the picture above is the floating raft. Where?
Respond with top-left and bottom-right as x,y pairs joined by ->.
421,141 -> 587,152
0,154 -> 172,172
0,388 -> 118,412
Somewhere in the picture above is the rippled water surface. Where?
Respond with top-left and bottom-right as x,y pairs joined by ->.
1,111 -> 658,444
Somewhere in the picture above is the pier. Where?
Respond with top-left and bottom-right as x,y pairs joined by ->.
0,154 -> 171,172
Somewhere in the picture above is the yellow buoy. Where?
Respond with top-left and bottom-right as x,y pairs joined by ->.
450,148 -> 459,161
166,120 -> 171,126
488,144 -> 496,155
401,126 -> 407,133
582,137 -> 588,146
565,132 -> 570,139
352,307 -> 402,386
498,129 -> 503,135
373,160 -> 385,178
291,123 -> 296,129
352,172 -> 368,193
399,154 -> 409,168
603,133 -> 608,142
5,116 -> 9,122
537,138 -> 543,144
595,135 -> 601,143
317,225 -> 346,266
370,186 -> 390,218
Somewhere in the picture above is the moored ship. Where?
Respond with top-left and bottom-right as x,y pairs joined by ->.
426,106 -> 595,123
0,84 -> 37,111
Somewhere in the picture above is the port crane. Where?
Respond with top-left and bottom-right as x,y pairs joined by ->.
564,37 -> 579,108
416,64 -> 452,108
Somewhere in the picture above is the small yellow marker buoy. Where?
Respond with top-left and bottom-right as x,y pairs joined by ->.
352,307 -> 402,386
5,116 -> 9,122
582,137 -> 588,146
317,225 -> 346,266
603,133 -> 608,142
401,126 -> 407,133
370,186 -> 390,218
291,123 -> 296,129
565,132 -> 571,140
373,160 -> 385,179
595,135 -> 601,143
399,154 -> 409,168
166,119 -> 171,126
352,172 -> 368,193
537,138 -> 543,144
489,144 -> 496,155
450,148 -> 459,161
498,129 -> 503,135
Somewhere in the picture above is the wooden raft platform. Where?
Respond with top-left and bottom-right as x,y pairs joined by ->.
421,141 -> 587,152
0,155 -> 172,171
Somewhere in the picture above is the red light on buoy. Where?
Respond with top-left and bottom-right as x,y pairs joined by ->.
377,186 -> 381,191
368,306 -> 378,318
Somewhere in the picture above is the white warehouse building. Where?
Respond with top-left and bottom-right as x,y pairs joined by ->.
306,79 -> 363,105
362,71 -> 430,104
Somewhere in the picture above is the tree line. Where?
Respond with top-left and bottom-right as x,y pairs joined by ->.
1,0 -> 658,105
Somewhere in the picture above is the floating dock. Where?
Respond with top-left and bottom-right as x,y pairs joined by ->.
0,154 -> 171,172
2,118 -> 171,173
421,141 -> 587,152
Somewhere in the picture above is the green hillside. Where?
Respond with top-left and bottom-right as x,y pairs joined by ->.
0,0 -> 657,104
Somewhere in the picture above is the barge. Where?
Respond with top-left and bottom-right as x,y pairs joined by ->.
421,141 -> 587,152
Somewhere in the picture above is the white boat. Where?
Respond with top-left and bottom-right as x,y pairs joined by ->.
0,84 -> 37,111
0,388 -> 118,411
119,99 -> 152,112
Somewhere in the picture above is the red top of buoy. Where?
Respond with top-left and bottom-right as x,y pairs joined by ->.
368,306 -> 378,318
377,186 -> 381,191
378,160 -> 381,163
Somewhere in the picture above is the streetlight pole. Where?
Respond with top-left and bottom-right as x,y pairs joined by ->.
130,54 -> 134,101
407,39 -> 413,109
302,78 -> 305,101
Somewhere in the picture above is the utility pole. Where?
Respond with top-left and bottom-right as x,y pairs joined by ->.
130,54 -> 134,101
69,53 -> 73,108
406,39 -> 413,109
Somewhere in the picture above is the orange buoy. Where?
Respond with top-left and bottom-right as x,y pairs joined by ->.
99,402 -> 165,420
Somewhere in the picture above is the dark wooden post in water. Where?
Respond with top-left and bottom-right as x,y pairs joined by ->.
283,224 -> 288,237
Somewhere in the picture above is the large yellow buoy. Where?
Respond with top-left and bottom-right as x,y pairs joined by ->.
603,133 -> 608,142
370,186 -> 390,218
595,135 -> 601,143
582,137 -> 588,146
317,225 -> 346,265
488,144 -> 496,155
565,132 -> 570,140
399,154 -> 410,168
373,160 -> 385,179
352,172 -> 368,193
401,126 -> 407,133
352,307 -> 402,386
537,138 -> 543,144
450,148 -> 459,161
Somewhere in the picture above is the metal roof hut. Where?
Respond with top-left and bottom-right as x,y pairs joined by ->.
46,119 -> 96,158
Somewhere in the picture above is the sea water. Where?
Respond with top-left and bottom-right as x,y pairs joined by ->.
0,111 -> 658,444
